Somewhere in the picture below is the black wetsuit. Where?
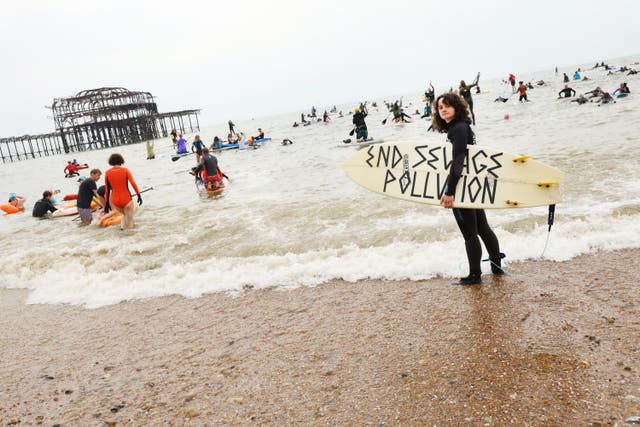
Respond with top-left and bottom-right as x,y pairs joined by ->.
558,87 -> 576,98
445,120 -> 501,276
459,79 -> 479,125
32,198 -> 57,218
352,111 -> 368,139
196,154 -> 218,176
192,140 -> 205,154
77,178 -> 97,209
228,121 -> 235,135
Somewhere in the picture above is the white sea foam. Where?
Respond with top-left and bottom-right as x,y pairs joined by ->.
1,55 -> 639,307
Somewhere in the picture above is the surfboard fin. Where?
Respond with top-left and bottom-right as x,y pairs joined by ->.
505,200 -> 520,207
537,181 -> 559,188
513,156 -> 533,163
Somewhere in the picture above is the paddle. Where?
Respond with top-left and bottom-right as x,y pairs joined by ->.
381,114 -> 390,125
349,127 -> 356,136
71,186 -> 154,221
171,152 -> 194,162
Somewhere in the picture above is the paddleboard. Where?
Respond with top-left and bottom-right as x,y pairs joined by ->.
196,178 -> 229,199
342,141 -> 565,209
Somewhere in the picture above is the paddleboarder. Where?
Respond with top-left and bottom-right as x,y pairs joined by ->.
352,106 -> 368,142
432,92 -> 504,285
459,72 -> 480,125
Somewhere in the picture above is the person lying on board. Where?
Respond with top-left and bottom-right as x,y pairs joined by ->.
32,191 -> 56,218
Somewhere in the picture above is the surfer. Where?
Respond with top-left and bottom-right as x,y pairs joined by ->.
459,72 -> 480,125
352,106 -> 369,142
432,92 -> 503,285
425,82 -> 435,105
558,85 -> 576,98
32,191 -> 56,218
228,120 -> 236,136
104,153 -> 142,230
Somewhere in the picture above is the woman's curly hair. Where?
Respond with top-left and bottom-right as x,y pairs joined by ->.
431,92 -> 472,132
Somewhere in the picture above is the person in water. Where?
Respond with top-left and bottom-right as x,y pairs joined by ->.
323,111 -> 330,123
508,73 -> 516,93
282,138 -> 294,145
176,134 -> 188,154
7,194 -> 26,211
76,168 -> 102,225
170,129 -> 178,149
194,148 -> 223,190
571,94 -> 589,105
432,92 -> 503,285
421,103 -> 431,118
459,72 -> 480,125
563,73 -> 570,83
425,81 -> 435,105
517,81 -> 529,102
613,82 -> 630,96
352,106 -> 368,142
228,120 -> 236,136
146,140 -> 155,160
191,134 -> 205,163
596,92 -> 615,104
254,128 -> 265,140
32,191 -> 56,218
64,161 -> 80,178
558,85 -> 576,98
103,153 -> 141,230
585,86 -> 604,98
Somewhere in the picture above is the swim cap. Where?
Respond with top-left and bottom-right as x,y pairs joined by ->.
354,108 -> 360,113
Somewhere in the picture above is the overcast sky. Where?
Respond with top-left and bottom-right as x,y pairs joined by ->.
1,0 -> 638,136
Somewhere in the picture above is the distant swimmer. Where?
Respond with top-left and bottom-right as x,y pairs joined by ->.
571,94 -> 589,105
176,134 -> 188,154
585,86 -> 604,98
563,72 -> 570,83
595,92 -> 615,105
323,111 -> 331,123
459,72 -> 480,125
282,138 -> 294,145
517,81 -> 529,102
192,134 -> 205,163
338,110 -> 343,118
32,191 -> 56,218
613,82 -> 630,96
352,106 -> 368,142
494,95 -> 510,103
300,113 -> 307,124
104,153 -> 142,230
573,71 -> 581,80
432,92 -> 504,285
292,122 -> 299,127
558,85 -> 576,98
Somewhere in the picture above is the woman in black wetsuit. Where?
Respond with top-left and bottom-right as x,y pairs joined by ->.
432,92 -> 503,285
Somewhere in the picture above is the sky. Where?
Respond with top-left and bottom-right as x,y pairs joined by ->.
1,0 -> 638,136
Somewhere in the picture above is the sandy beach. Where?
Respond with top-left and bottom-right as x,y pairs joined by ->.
1,248 -> 639,426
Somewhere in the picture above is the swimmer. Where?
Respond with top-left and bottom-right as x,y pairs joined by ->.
558,85 -> 576,98
282,138 -> 294,145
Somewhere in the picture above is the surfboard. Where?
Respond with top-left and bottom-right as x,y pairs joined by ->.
342,141 -> 565,209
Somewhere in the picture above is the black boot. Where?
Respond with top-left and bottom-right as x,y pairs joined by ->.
453,273 -> 482,286
490,253 -> 506,275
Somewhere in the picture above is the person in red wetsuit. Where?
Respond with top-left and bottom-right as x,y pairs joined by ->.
103,153 -> 142,229
508,73 -> 516,93
193,148 -> 224,190
64,161 -> 80,177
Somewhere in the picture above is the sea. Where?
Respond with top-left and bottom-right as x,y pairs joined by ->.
1,56 -> 639,308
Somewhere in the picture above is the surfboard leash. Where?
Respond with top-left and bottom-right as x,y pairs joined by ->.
539,204 -> 556,258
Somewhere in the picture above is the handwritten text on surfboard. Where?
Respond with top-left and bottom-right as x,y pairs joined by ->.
365,144 -> 504,204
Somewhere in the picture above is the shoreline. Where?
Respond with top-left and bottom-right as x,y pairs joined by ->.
1,248 -> 639,425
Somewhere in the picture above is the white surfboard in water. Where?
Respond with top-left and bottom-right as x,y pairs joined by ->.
342,140 -> 565,209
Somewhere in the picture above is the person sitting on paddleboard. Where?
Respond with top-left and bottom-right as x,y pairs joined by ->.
193,148 -> 223,190
32,191 -> 56,218
64,161 -> 80,178
432,92 -> 504,285
192,134 -> 205,163
254,128 -> 265,140
352,107 -> 368,142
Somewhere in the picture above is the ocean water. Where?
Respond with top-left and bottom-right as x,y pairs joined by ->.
1,56 -> 639,308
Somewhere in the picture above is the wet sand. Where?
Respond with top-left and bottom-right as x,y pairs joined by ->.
1,249 -> 639,426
